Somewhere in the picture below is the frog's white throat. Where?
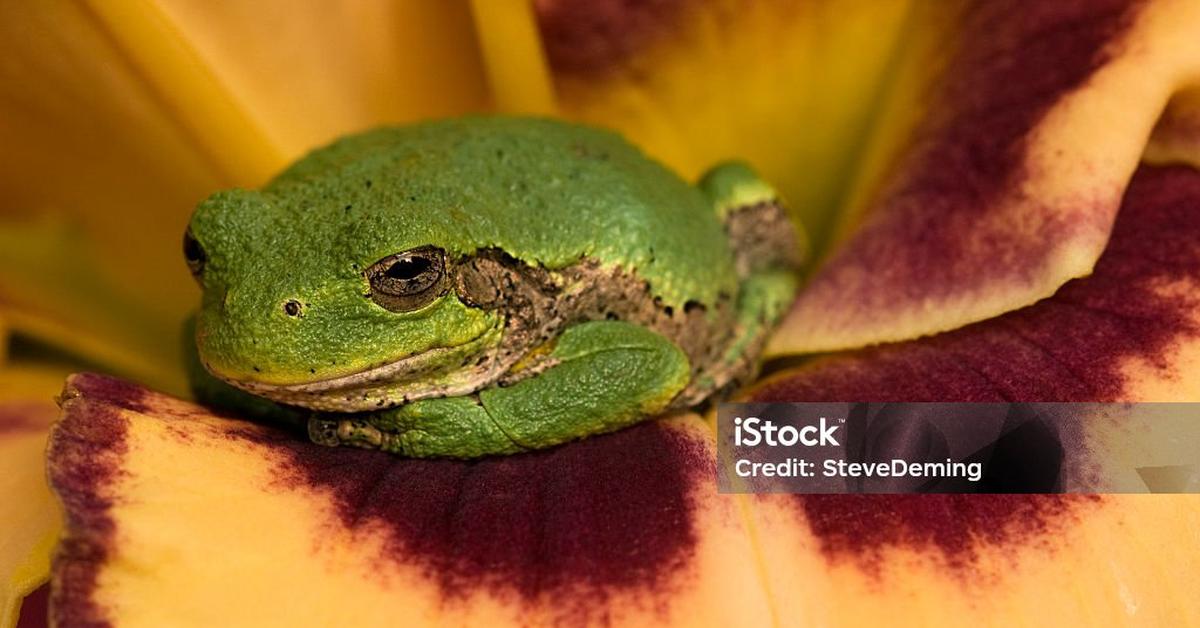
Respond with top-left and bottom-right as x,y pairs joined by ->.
213,331 -> 512,413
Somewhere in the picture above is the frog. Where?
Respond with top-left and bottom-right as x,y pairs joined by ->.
183,116 -> 802,459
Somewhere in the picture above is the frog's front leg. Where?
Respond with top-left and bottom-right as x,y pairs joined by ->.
309,320 -> 691,458
308,395 -> 525,458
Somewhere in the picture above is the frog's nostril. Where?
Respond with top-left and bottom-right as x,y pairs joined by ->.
283,300 -> 302,317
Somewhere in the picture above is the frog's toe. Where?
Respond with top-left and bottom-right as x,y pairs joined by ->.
309,415 -> 388,449
307,416 -> 342,447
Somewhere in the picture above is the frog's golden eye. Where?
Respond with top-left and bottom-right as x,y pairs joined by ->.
183,228 -> 206,281
366,246 -> 448,312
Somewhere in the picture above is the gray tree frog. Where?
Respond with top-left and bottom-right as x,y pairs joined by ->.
183,116 -> 801,458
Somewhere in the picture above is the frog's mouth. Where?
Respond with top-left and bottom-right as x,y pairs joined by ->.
216,325 -> 507,412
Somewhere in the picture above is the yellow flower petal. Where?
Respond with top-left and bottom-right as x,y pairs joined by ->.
470,0 -> 556,115
48,376 -> 774,626
0,220 -> 187,393
48,374 -> 1200,625
772,0 -> 1200,354
0,0 -> 224,377
0,0 -> 491,385
749,494 -> 1200,624
752,163 -> 1200,402
537,0 -> 914,249
151,0 -> 490,164
1145,85 -> 1200,170
741,162 -> 1200,622
0,365 -> 71,628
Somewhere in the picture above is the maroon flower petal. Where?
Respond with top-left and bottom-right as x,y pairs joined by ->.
756,164 -> 1200,404
773,0 -> 1200,353
746,164 -> 1200,605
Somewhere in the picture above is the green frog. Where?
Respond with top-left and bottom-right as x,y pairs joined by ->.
184,116 -> 801,458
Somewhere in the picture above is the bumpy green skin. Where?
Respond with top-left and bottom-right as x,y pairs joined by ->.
186,116 -> 797,458
353,322 -> 690,458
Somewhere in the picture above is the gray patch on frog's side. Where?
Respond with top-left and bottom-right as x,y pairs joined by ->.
725,200 -> 805,278
549,261 -> 736,404
491,204 -> 802,409
691,199 -> 804,403
450,249 -> 729,392
478,250 -> 747,407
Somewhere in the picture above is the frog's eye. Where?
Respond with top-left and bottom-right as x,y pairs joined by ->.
183,228 -> 206,281
366,246 -> 448,312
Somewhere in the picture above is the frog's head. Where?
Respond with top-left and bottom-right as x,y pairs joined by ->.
184,184 -> 506,412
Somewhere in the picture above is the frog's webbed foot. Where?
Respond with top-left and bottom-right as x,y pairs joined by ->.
308,416 -> 388,450
305,397 -> 525,458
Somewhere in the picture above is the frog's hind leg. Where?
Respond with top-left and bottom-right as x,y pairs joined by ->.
677,161 -> 805,406
698,160 -> 806,276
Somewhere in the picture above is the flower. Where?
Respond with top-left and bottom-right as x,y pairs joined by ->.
4,1 -> 1200,625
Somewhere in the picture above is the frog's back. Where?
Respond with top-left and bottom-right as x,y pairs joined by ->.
266,117 -> 739,309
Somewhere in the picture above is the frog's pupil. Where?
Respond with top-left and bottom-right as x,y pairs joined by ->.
386,257 -> 430,280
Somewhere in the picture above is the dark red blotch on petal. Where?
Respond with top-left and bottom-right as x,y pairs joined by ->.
760,164 -> 1200,404
758,164 -> 1200,567
0,402 -> 56,435
797,0 -> 1144,321
241,419 -> 709,617
15,585 -> 48,628
48,373 -> 132,628
15,584 -> 49,628
534,0 -> 687,74
64,374 -> 149,414
794,494 -> 1100,571
900,0 -> 1140,216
